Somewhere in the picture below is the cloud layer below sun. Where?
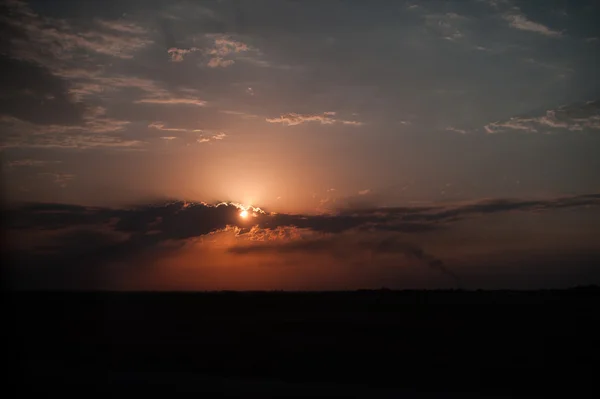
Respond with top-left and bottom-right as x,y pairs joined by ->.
5,193 -> 600,290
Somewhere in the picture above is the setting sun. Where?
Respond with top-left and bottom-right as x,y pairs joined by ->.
239,210 -> 249,219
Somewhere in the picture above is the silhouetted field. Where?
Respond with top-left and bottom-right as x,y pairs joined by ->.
6,288 -> 599,397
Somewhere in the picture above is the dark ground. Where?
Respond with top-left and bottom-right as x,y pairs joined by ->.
5,288 -> 600,397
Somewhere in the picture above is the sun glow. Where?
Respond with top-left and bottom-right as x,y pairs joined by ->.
239,210 -> 249,218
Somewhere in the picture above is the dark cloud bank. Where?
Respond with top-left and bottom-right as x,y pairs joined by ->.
3,193 -> 600,289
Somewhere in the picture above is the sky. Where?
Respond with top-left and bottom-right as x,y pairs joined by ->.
2,0 -> 600,290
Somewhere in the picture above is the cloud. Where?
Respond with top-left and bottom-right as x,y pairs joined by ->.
61,73 -> 207,106
482,0 -> 510,9
64,75 -> 207,106
195,132 -> 227,144
167,47 -> 199,62
1,104 -> 130,136
38,172 -> 76,188
209,36 -> 250,56
1,134 -> 144,150
266,112 -> 364,127
134,97 -> 207,106
424,12 -> 468,42
147,122 -> 225,145
12,193 -> 599,238
220,110 -> 259,119
358,189 -> 371,196
203,35 -> 251,68
446,127 -> 468,134
0,114 -> 142,150
148,122 -> 204,133
227,231 -> 461,283
502,12 -> 562,37
6,193 -> 600,289
484,100 -> 600,134
207,57 -> 235,68
5,1 -> 152,62
7,159 -> 62,168
2,2 -> 202,115
96,19 -> 147,35
0,56 -> 87,125
341,120 -> 365,126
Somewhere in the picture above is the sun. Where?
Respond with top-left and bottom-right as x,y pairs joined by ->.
239,210 -> 249,219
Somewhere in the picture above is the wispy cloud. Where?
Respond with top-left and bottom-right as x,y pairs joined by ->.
7,159 -> 62,168
220,110 -> 259,119
60,73 -> 208,106
96,19 -> 147,35
148,122 -> 225,144
38,172 -> 75,188
58,74 -> 160,101
523,58 -> 573,75
484,101 -> 600,133
2,1 -> 206,118
148,122 -> 204,133
266,112 -> 364,127
482,0 -> 510,9
424,12 -> 468,42
57,72 -> 208,106
484,119 -> 537,133
341,120 -> 365,126
6,1 -> 152,62
502,11 -> 562,37
0,115 -> 142,150
1,134 -> 144,151
446,127 -> 468,134
197,132 -> 226,144
135,97 -> 207,106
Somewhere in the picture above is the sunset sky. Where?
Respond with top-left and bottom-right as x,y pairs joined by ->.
2,0 -> 600,290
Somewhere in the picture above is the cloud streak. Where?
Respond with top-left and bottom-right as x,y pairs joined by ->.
266,112 -> 364,127
135,97 -> 207,106
0,114 -> 142,150
502,11 -> 562,37
7,159 -> 62,168
484,100 -> 600,134
5,1 -> 152,62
